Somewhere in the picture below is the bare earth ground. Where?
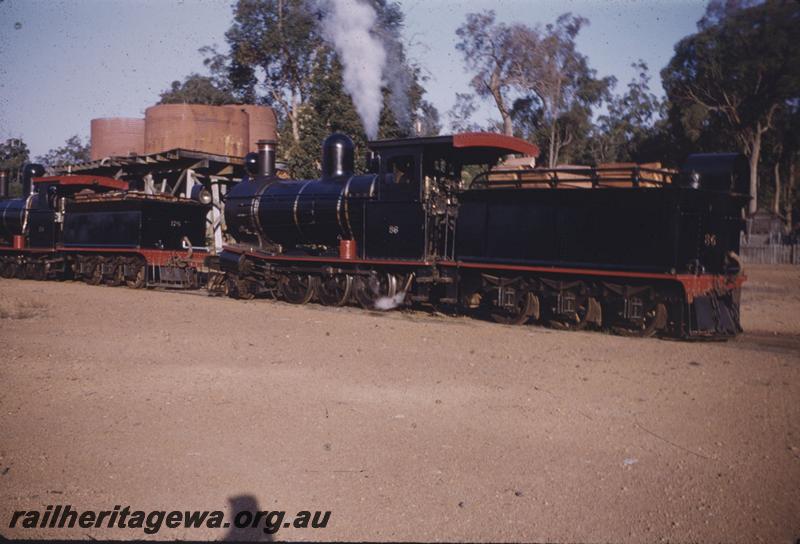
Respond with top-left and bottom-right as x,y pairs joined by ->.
0,264 -> 798,543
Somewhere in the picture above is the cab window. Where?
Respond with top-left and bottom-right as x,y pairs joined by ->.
386,155 -> 416,185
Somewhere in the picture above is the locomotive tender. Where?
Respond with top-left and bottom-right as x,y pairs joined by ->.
0,165 -> 209,288
219,133 -> 749,338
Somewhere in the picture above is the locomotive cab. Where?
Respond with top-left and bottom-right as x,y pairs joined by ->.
368,133 -> 540,260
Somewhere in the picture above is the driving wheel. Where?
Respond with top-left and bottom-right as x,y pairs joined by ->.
279,273 -> 317,304
317,274 -> 352,306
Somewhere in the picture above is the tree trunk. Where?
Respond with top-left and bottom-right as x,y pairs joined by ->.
502,113 -> 513,137
548,121 -> 558,169
772,162 -> 781,217
290,95 -> 300,144
483,66 -> 514,136
488,80 -> 513,137
747,132 -> 761,216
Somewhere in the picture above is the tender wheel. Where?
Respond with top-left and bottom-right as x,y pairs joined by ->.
106,259 -> 125,287
613,302 -> 667,338
85,260 -> 103,285
489,288 -> 539,325
354,272 -> 397,310
548,293 -> 596,331
126,260 -> 146,289
317,274 -> 353,306
279,273 -> 317,304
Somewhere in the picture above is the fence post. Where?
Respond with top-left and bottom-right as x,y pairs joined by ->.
739,241 -> 800,265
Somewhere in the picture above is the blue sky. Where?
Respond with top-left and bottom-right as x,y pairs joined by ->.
0,0 -> 706,158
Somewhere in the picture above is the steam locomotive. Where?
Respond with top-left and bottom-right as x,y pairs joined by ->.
0,165 -> 210,287
218,132 -> 749,339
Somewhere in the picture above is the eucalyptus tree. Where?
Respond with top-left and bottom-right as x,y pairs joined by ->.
662,0 -> 800,214
36,136 -> 91,172
158,74 -> 237,106
455,11 -> 520,136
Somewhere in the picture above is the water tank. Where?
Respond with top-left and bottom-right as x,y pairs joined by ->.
90,117 -> 145,161
225,105 -> 278,153
144,104 -> 249,157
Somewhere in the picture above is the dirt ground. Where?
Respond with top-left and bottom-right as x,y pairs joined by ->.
0,264 -> 798,543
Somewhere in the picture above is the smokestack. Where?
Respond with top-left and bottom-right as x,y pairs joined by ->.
257,139 -> 277,177
21,164 -> 45,197
0,171 -> 7,199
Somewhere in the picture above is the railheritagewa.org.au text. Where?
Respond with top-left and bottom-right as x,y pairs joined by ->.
8,504 -> 331,535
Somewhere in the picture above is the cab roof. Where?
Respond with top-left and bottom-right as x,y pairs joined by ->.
369,132 -> 539,163
33,175 -> 129,192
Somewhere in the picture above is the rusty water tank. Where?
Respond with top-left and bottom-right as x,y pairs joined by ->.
90,117 -> 145,161
144,104 -> 249,157
224,105 -> 278,153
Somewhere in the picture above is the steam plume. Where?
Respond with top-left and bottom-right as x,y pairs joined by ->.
320,0 -> 387,139
374,291 -> 406,311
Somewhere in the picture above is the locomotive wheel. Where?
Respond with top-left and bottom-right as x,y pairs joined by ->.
126,261 -> 146,289
7,261 -> 19,279
228,277 -> 256,300
223,276 -> 251,299
354,272 -> 397,310
85,260 -> 103,285
317,274 -> 353,306
490,290 -> 539,326
613,302 -> 667,338
279,273 -> 317,304
106,259 -> 125,287
29,262 -> 46,281
548,294 -> 596,331
70,260 -> 81,281
0,260 -> 13,279
15,261 -> 28,279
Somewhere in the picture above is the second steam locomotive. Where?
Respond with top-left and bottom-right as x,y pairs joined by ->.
0,166 -> 210,288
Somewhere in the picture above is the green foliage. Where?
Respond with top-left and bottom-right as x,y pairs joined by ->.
225,0 -> 321,127
455,11 -> 520,136
212,0 -> 438,176
158,74 -> 237,106
590,61 -> 664,164
456,11 -> 613,166
35,135 -> 91,171
662,0 -> 800,213
416,100 -> 441,137
447,93 -> 487,133
664,0 -> 798,143
284,50 -> 367,178
514,13 -> 615,167
0,138 -> 30,196
761,101 -> 800,223
284,52 -> 439,178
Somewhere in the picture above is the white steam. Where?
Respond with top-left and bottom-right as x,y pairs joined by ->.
374,291 -> 406,311
320,0 -> 387,139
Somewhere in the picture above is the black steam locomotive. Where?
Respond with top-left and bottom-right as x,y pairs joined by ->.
0,166 -> 209,287
218,133 -> 749,338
